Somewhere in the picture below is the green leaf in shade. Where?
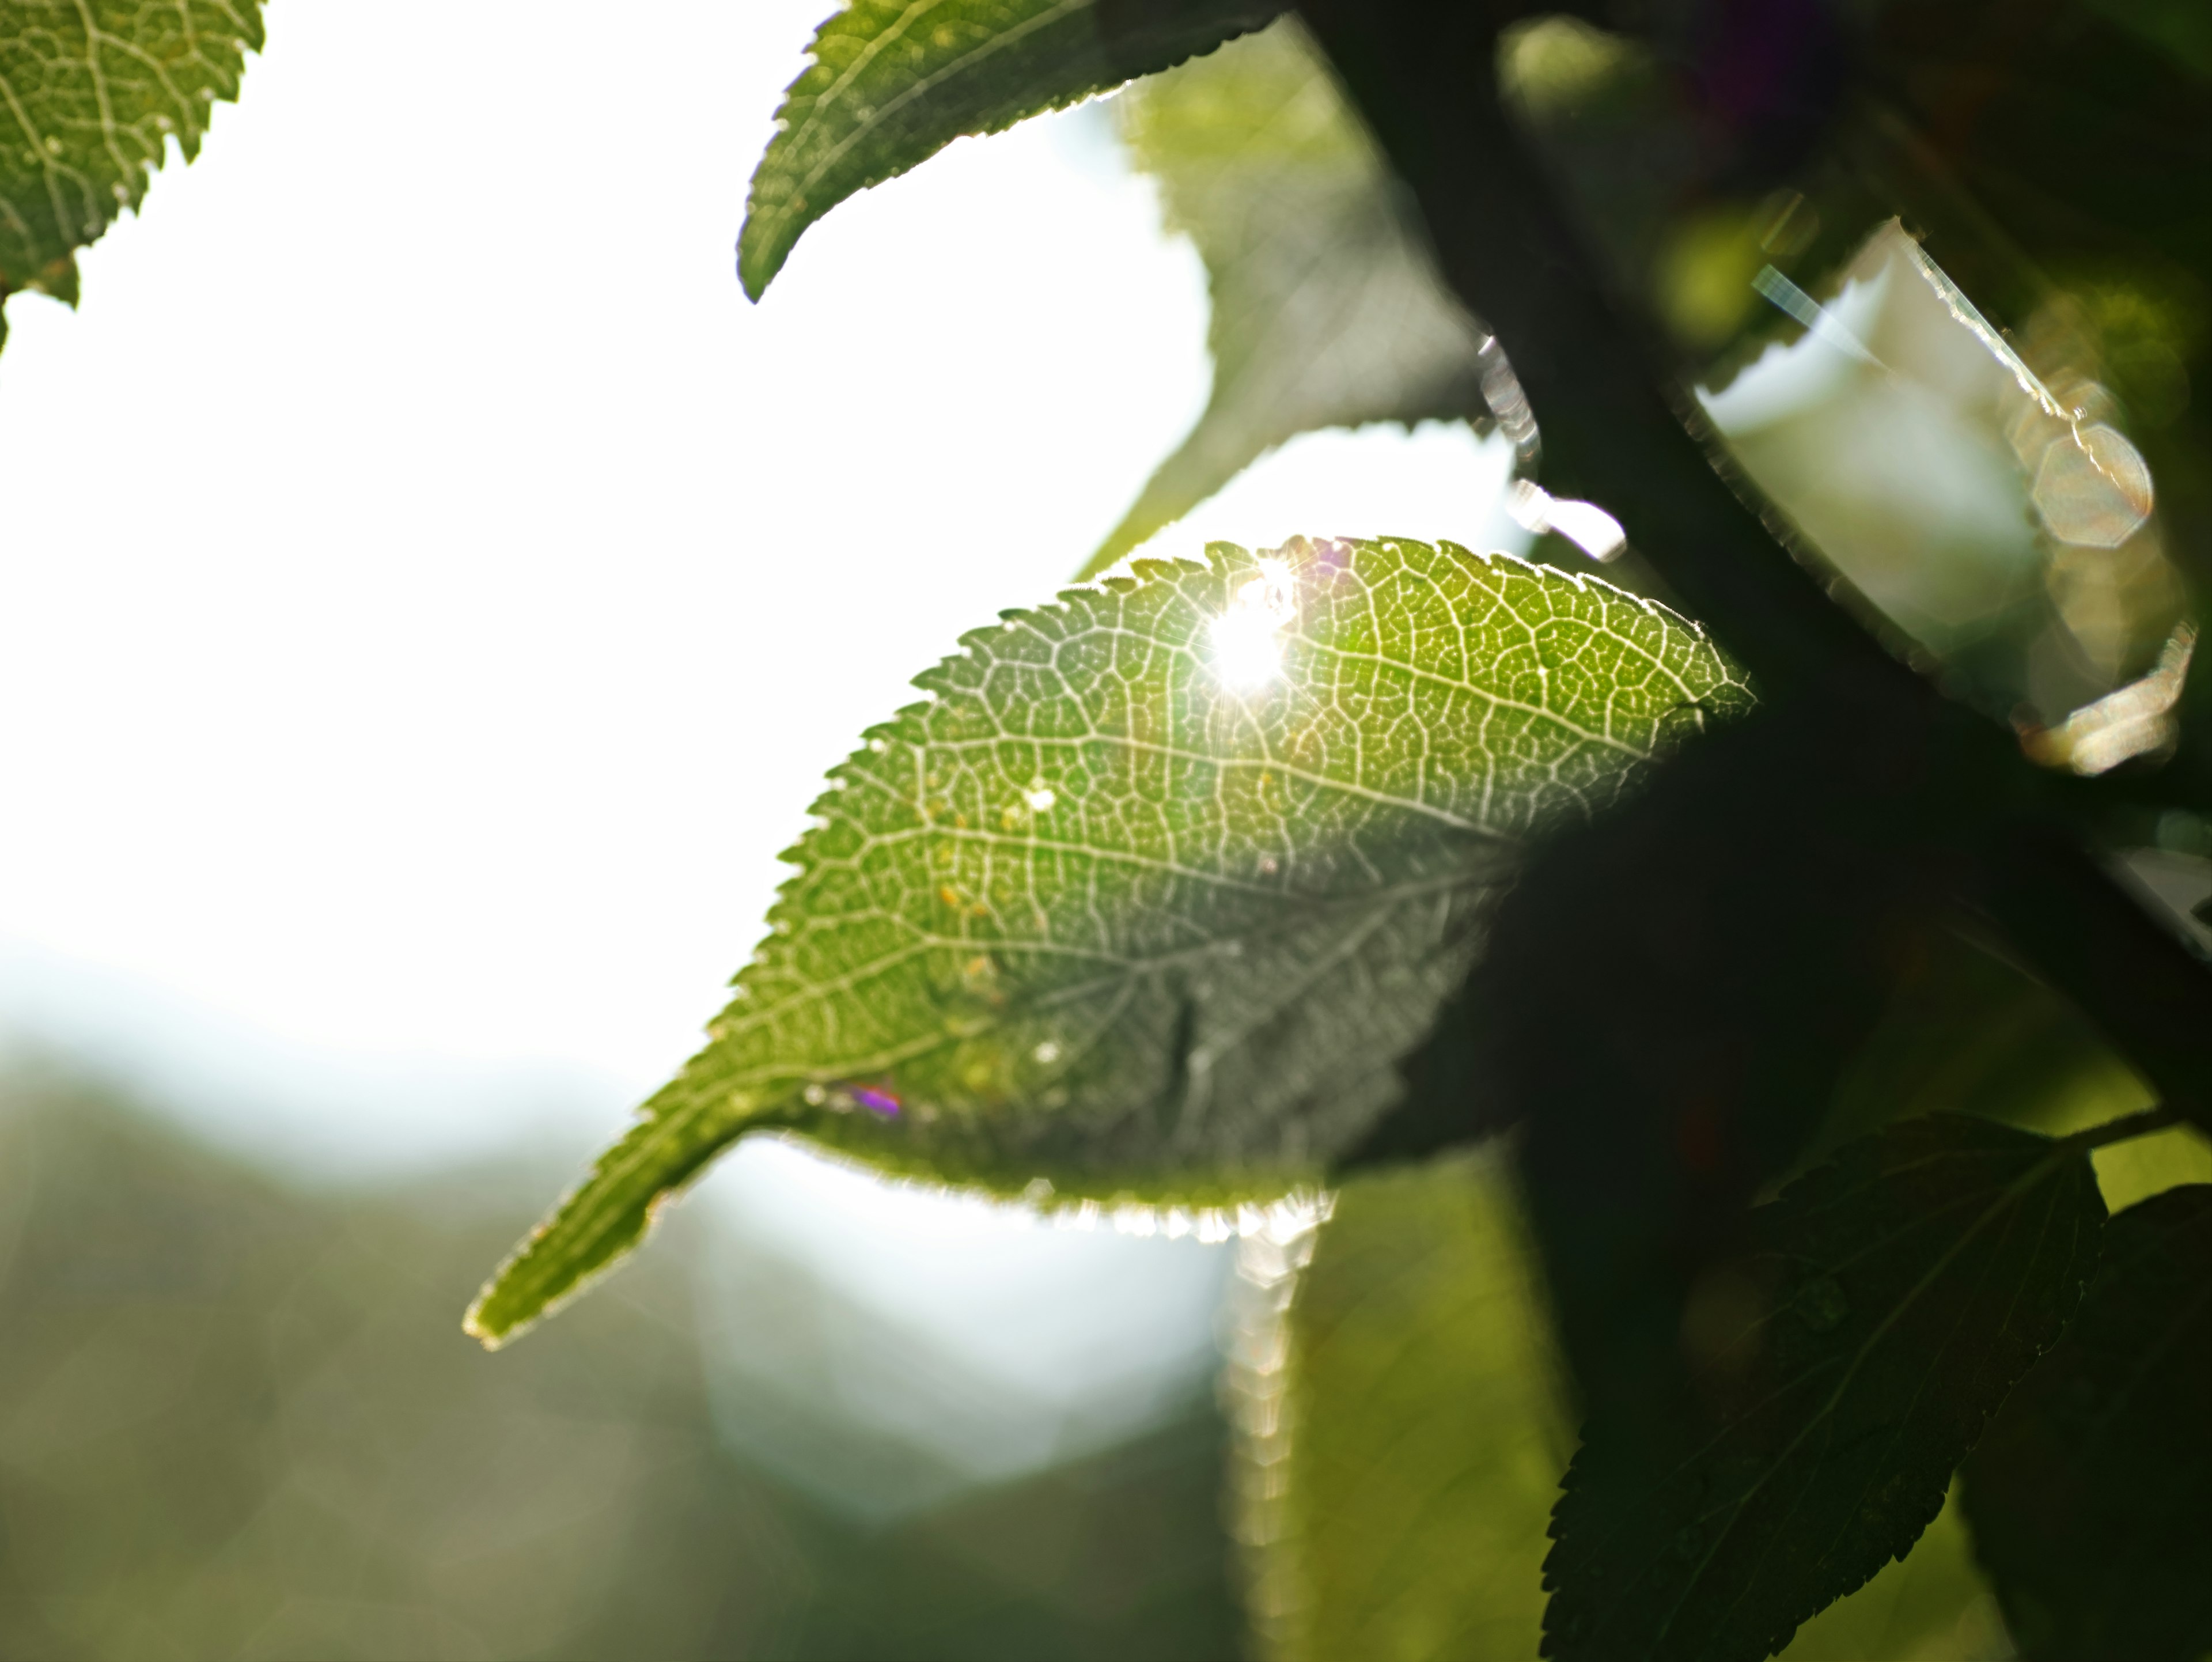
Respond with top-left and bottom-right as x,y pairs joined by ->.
469,537 -> 1751,1345
1082,20 -> 1491,577
0,0 -> 263,350
1250,1153 -> 2008,1662
1963,1183 -> 2212,1662
1264,1152 -> 1572,1662
1770,1486 -> 2009,1662
737,0 -> 1282,300
1543,1114 -> 2105,1662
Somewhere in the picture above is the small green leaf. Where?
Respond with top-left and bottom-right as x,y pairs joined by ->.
1963,1183 -> 2212,1662
0,0 -> 263,347
1264,1152 -> 1571,1661
469,537 -> 1750,1345
1543,1114 -> 2105,1662
1081,20 -> 1493,575
737,0 -> 1283,300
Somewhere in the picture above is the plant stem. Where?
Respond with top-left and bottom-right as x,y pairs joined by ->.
1297,0 -> 2212,1141
2058,1101 -> 2186,1155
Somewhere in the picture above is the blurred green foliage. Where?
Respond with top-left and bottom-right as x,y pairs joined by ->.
0,1071 -> 1241,1660
1086,21 -> 1490,573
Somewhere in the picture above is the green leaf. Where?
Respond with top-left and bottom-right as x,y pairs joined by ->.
469,537 -> 1751,1345
1773,1486 -> 2007,1661
1963,1183 -> 2212,1662
1543,1113 -> 2105,1662
0,0 -> 262,349
1082,21 -> 1493,577
1262,1152 -> 1571,1661
737,0 -> 1282,301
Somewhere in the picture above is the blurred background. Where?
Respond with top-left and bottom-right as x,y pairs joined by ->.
2,0 -> 2206,1656
0,0 -> 1515,1655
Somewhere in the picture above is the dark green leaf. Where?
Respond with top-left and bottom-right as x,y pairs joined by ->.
1772,1486 -> 2006,1661
1963,1183 -> 2212,1662
1543,1114 -> 2105,1662
0,0 -> 262,349
470,538 -> 1750,1345
1347,698 -> 1953,1429
1081,20 -> 1491,576
737,0 -> 1282,300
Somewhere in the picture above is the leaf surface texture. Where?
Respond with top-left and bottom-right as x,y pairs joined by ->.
471,537 -> 1748,1343
0,0 -> 262,346
1264,1153 -> 1569,1661
1544,1114 -> 2105,1662
738,0 -> 1281,298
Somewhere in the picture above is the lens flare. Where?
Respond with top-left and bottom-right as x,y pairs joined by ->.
1209,557 -> 1298,691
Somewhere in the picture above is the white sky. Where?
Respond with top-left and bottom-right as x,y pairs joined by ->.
0,0 -> 1518,1496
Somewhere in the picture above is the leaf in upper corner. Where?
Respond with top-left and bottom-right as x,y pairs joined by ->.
1261,1151 -> 1571,1662
0,0 -> 263,349
468,537 -> 1751,1345
1962,1183 -> 2212,1662
1542,1113 -> 2106,1662
737,0 -> 1283,300
1081,20 -> 1494,576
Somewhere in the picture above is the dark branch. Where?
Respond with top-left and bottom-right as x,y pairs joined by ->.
1294,0 -> 1904,709
1297,0 -> 2212,1145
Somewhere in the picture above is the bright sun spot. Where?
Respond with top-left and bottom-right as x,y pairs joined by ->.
1209,557 -> 1297,691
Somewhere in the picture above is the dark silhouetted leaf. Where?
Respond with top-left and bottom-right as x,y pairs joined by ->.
1963,1183 -> 2212,1662
1081,20 -> 1491,575
737,0 -> 1282,300
1260,1149 -> 2007,1662
471,539 -> 1749,1345
0,0 -> 263,350
1348,698 -> 1960,1432
1543,1114 -> 2105,1662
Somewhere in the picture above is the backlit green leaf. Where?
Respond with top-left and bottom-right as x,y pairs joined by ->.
737,0 -> 1282,300
469,537 -> 1749,1345
1263,1152 -> 1571,1662
0,0 -> 262,349
1963,1183 -> 2212,1662
1084,21 -> 1492,576
1543,1114 -> 2105,1662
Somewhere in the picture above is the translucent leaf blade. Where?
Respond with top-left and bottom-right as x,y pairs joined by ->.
737,0 -> 1283,300
0,0 -> 264,346
1084,21 -> 1491,575
470,538 -> 1750,1345
1963,1183 -> 2212,1661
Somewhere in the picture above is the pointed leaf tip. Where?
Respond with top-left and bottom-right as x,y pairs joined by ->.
477,537 -> 1751,1337
461,1086 -> 755,1346
738,0 -> 1285,300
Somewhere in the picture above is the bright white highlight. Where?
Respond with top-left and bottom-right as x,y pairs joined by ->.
1209,556 -> 1298,691
1509,480 -> 1628,562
